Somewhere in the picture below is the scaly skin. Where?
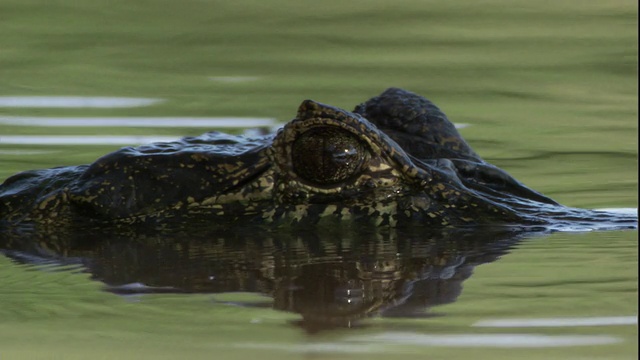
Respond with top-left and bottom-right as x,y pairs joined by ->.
0,88 -> 635,230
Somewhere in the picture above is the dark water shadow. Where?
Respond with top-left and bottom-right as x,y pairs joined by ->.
0,226 -> 543,333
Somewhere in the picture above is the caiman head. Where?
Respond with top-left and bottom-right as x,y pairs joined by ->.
0,88 -> 634,230
264,87 -> 564,227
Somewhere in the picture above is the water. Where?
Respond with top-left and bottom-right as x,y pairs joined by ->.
0,222 -> 637,359
0,116 -> 636,359
0,97 -> 163,108
0,0 -> 636,358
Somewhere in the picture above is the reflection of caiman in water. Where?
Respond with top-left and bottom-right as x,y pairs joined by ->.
0,88 -> 636,231
1,227 -> 536,332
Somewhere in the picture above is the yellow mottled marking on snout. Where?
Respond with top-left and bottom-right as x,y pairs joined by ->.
370,162 -> 392,172
190,153 -> 209,162
38,195 -> 59,210
221,163 -> 241,172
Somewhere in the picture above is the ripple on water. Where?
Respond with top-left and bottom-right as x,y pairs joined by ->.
347,332 -> 622,348
594,208 -> 638,216
473,316 -> 638,327
0,96 -> 164,108
233,333 -> 622,353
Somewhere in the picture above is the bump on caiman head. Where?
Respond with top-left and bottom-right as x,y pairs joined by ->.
267,87 -> 560,227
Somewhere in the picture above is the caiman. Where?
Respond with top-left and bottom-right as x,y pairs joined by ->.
0,88 -> 636,231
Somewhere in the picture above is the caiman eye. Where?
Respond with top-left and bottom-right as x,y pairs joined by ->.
292,127 -> 367,185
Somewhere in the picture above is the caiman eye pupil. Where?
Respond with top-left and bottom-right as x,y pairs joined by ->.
292,127 -> 366,184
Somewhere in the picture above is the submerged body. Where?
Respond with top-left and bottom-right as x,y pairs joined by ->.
0,88 -> 635,230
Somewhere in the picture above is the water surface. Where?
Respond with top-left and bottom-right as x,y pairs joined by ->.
0,0 -> 636,358
0,226 -> 636,359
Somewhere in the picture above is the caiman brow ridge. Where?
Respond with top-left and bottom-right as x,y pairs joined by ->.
0,87 -> 636,231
